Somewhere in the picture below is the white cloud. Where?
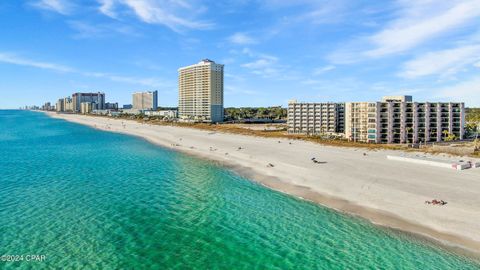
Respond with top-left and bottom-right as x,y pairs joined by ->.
240,47 -> 255,57
98,0 -> 117,18
229,33 -> 257,45
474,62 -> 480,68
436,77 -> 480,106
313,65 -> 335,75
82,71 -> 169,87
399,45 -> 480,78
242,57 -> 277,69
237,48 -> 302,80
365,0 -> 480,57
68,21 -> 139,39
0,51 -> 167,87
31,0 -> 71,15
98,0 -> 212,32
260,0 -> 317,9
329,1 -> 480,64
297,1 -> 349,25
0,52 -> 73,72
241,53 -> 285,78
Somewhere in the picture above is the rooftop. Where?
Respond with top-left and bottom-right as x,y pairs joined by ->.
382,95 -> 413,102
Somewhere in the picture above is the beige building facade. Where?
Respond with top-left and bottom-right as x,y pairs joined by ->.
64,97 -> 73,112
287,100 -> 345,135
178,59 -> 224,122
345,96 -> 465,144
80,102 -> 94,114
72,92 -> 105,113
56,97 -> 73,112
56,99 -> 64,112
132,91 -> 158,110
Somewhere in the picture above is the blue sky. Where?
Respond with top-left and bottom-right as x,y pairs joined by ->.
1,0 -> 479,108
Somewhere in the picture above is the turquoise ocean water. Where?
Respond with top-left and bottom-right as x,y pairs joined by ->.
0,110 -> 479,269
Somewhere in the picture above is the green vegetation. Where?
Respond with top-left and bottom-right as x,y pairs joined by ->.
466,108 -> 480,123
88,113 -> 480,157
224,107 -> 287,121
444,132 -> 457,142
466,108 -> 480,138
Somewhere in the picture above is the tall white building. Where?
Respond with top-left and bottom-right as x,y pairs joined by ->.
132,91 -> 158,110
178,59 -> 224,122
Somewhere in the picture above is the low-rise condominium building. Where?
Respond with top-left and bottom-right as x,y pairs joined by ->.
287,100 -> 345,135
345,96 -> 465,143
287,95 -> 465,144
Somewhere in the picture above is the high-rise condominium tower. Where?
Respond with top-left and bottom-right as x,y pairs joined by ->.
132,91 -> 158,110
178,59 -> 224,122
72,92 -> 105,112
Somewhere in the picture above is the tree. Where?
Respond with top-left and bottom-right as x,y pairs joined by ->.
445,133 -> 457,142
442,130 -> 449,141
466,108 -> 480,137
224,107 -> 287,120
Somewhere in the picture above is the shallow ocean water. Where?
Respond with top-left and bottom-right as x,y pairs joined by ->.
0,110 -> 479,269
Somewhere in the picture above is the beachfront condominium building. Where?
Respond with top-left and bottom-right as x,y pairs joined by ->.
287,100 -> 345,134
42,102 -> 54,111
80,102 -> 94,114
56,99 -> 64,112
178,59 -> 224,122
56,97 -> 74,112
345,96 -> 465,144
132,91 -> 158,111
105,102 -> 119,110
72,92 -> 105,113
64,97 -> 73,112
144,110 -> 178,118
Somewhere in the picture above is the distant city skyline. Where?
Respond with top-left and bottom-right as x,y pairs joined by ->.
1,1 -> 480,109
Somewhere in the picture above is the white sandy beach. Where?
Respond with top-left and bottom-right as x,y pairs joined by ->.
48,112 -> 480,255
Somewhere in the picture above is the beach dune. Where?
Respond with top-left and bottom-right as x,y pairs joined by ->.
48,112 -> 480,255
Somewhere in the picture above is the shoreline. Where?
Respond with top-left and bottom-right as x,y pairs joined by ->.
194,158 -> 480,260
45,112 -> 480,259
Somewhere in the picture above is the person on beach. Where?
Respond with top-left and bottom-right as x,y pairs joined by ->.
425,199 -> 447,206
